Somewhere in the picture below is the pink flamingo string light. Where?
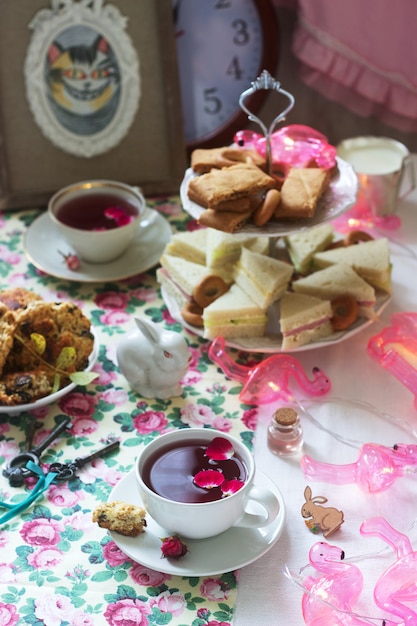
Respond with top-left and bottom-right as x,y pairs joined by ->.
234,125 -> 337,173
301,443 -> 417,493
360,517 -> 417,625
301,541 -> 373,625
368,312 -> 417,409
208,336 -> 331,405
300,534 -> 417,626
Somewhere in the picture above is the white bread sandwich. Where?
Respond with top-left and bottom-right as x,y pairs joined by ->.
203,283 -> 268,339
280,292 -> 333,350
165,229 -> 207,265
206,228 -> 268,269
313,237 -> 391,293
292,263 -> 377,319
284,223 -> 335,274
157,254 -> 214,310
233,247 -> 293,310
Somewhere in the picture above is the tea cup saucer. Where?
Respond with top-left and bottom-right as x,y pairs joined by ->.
24,209 -> 171,283
107,469 -> 286,576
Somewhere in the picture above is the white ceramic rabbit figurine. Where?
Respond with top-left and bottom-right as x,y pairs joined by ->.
116,316 -> 191,399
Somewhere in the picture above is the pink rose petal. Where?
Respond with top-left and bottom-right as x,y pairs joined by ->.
193,469 -> 225,489
104,206 -> 124,219
104,206 -> 133,226
205,437 -> 234,461
221,479 -> 245,496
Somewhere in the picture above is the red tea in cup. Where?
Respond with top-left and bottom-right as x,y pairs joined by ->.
55,192 -> 138,231
141,438 -> 247,503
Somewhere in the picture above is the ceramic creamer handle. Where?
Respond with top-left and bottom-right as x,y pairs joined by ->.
399,154 -> 416,199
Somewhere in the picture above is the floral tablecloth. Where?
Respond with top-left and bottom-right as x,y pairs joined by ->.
0,198 -> 259,626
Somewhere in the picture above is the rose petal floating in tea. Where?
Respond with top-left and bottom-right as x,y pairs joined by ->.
221,479 -> 245,496
205,437 -> 235,461
193,469 -> 225,489
104,206 -> 134,226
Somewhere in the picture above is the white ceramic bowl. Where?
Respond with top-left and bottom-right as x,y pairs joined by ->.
48,180 -> 146,263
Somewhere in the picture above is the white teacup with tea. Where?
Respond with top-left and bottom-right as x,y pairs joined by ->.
48,180 -> 148,263
135,428 -> 281,540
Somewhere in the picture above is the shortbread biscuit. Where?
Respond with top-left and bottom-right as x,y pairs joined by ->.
211,197 -> 251,213
275,168 -> 330,219
216,147 -> 266,170
198,207 -> 254,233
188,163 -> 276,209
191,147 -> 265,174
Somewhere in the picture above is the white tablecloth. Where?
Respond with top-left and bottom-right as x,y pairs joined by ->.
234,158 -> 417,624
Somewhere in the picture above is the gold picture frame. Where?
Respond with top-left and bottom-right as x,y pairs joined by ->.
0,0 -> 186,210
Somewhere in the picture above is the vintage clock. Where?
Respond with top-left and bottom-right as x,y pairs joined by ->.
173,0 -> 280,149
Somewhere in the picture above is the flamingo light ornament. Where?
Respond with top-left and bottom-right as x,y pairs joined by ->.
301,541 -> 370,625
360,517 -> 417,625
208,336 -> 331,405
368,312 -> 417,409
301,442 -> 417,493
234,124 -> 337,173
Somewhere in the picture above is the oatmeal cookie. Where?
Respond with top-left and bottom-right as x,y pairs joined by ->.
0,287 -> 43,311
5,301 -> 94,378
0,369 -> 53,406
92,501 -> 147,537
0,303 -> 17,378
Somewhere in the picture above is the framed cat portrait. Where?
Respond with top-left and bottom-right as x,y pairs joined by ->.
0,0 -> 186,210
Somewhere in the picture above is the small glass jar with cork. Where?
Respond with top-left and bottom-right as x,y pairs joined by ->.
267,406 -> 303,456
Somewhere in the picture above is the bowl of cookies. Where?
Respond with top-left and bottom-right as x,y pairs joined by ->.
0,287 -> 98,415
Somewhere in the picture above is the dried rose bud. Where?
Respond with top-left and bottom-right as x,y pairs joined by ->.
58,251 -> 80,271
160,535 -> 188,559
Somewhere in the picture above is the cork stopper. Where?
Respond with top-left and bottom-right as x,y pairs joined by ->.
273,407 -> 298,426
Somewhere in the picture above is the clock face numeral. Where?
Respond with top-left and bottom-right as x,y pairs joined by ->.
227,57 -> 245,81
214,0 -> 232,9
231,19 -> 251,46
174,0 -> 267,146
203,88 -> 222,116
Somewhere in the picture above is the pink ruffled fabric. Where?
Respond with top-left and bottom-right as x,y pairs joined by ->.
277,0 -> 417,132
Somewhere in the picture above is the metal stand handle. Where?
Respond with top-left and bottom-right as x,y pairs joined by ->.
239,70 -> 295,174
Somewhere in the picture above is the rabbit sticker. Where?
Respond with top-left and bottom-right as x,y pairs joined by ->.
116,316 -> 191,399
301,486 -> 344,538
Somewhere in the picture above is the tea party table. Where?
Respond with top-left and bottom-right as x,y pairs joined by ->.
1,158 -> 417,626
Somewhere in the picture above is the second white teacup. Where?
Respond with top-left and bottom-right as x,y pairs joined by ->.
135,428 -> 280,540
48,179 -> 147,263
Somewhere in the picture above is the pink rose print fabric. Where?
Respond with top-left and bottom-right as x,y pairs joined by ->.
0,199 -> 257,625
